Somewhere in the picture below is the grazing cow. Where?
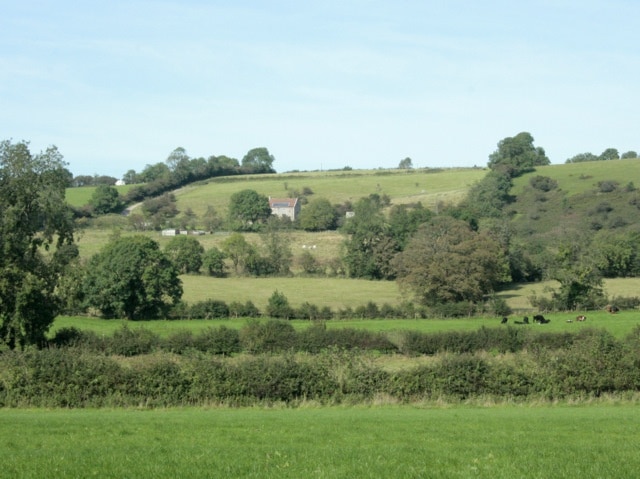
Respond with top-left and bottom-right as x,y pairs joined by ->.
523,316 -> 529,324
605,305 -> 619,314
533,314 -> 550,324
500,317 -> 508,324
576,315 -> 587,322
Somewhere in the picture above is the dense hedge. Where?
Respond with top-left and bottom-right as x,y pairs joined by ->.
2,327 -> 640,407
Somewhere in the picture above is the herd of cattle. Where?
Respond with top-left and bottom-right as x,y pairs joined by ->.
500,304 -> 620,325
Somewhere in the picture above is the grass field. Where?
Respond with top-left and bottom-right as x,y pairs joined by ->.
51,309 -> 640,340
2,405 -> 639,478
173,167 -> 486,219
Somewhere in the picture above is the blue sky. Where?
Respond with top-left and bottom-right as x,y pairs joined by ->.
2,0 -> 639,177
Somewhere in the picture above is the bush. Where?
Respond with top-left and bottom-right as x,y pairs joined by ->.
529,175 -> 558,192
229,300 -> 260,318
240,319 -> 297,353
189,300 -> 230,319
108,326 -> 160,356
266,290 -> 294,319
597,180 -> 619,193
194,326 -> 241,356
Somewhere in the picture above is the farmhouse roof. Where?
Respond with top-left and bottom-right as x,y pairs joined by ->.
269,197 -> 298,208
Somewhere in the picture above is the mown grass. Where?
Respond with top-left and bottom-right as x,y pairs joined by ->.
2,405 -> 639,478
179,275 -> 405,310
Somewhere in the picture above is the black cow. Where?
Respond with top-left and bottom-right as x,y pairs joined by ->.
500,317 -> 508,324
533,314 -> 550,324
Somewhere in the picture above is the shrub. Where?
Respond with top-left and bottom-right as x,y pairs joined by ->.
240,319 -> 297,353
266,290 -> 294,319
195,326 -> 241,356
228,300 -> 260,318
529,175 -> 558,192
108,326 -> 160,356
597,180 -> 618,193
189,300 -> 230,319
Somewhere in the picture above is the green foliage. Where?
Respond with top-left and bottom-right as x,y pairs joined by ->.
398,157 -> 413,169
395,216 -> 510,306
487,132 -> 550,177
599,148 -> 620,161
83,236 -> 183,319
227,189 -> 271,231
240,319 -> 297,353
387,202 -> 433,248
202,246 -> 226,277
141,193 -> 178,229
529,175 -> 558,192
89,184 -> 123,214
0,140 -> 76,349
188,299 -> 230,319
299,197 -> 338,231
547,240 -> 607,311
240,147 -> 276,174
164,235 -> 204,274
565,152 -> 600,163
221,233 -> 256,274
341,196 -> 399,279
266,290 -> 294,319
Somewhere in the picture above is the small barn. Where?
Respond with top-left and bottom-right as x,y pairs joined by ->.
269,197 -> 301,221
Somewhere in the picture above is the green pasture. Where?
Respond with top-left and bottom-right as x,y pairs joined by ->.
51,309 -> 640,340
65,184 -> 137,208
511,158 -> 640,197
179,275 -> 404,310
175,167 -> 486,219
2,405 -> 639,478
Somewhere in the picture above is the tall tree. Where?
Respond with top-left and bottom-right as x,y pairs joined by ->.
341,196 -> 399,279
228,189 -> 271,231
299,197 -> 338,231
89,184 -> 123,215
394,216 -> 510,305
0,140 -> 76,348
487,132 -> 549,177
164,235 -> 205,274
83,236 -> 182,319
241,147 -> 276,173
221,233 -> 256,273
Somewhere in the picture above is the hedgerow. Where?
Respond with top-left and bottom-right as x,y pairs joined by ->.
1,327 -> 639,407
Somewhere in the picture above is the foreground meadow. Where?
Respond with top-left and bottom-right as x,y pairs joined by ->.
2,405 -> 639,478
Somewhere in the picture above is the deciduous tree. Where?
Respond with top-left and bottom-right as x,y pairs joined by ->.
0,140 -> 76,348
488,132 -> 549,177
299,197 -> 338,231
228,189 -> 271,231
394,216 -> 510,305
83,236 -> 182,319
241,147 -> 276,173
164,235 -> 205,274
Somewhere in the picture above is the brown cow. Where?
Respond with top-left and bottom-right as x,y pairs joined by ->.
576,315 -> 587,322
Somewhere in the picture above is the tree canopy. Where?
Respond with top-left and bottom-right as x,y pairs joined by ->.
394,216 -> 510,305
83,236 -> 182,319
0,140 -> 76,348
228,189 -> 272,231
487,132 -> 550,177
241,147 -> 276,173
